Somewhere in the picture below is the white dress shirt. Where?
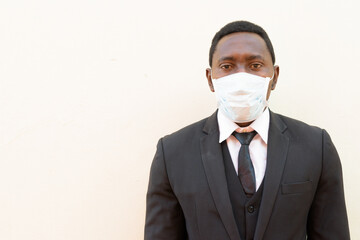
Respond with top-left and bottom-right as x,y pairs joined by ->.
217,108 -> 270,191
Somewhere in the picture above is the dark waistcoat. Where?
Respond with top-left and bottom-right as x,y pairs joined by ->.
221,142 -> 264,240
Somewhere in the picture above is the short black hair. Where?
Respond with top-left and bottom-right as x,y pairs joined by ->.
209,20 -> 276,67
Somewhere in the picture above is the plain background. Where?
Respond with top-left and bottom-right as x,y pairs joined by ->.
1,0 -> 359,239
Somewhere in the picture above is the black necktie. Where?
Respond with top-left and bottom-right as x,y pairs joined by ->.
232,131 -> 257,197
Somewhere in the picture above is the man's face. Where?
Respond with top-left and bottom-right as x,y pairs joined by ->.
206,32 -> 279,100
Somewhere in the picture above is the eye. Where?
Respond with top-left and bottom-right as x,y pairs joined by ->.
250,63 -> 263,70
220,64 -> 233,70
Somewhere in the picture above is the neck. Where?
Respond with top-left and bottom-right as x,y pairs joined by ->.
236,120 -> 254,128
236,107 -> 268,127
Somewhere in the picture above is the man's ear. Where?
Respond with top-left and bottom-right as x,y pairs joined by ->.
206,68 -> 215,92
271,65 -> 280,90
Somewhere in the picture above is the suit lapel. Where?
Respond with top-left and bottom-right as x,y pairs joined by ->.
200,111 -> 242,240
254,111 -> 289,240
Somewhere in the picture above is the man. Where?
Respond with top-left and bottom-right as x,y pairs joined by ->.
145,21 -> 350,240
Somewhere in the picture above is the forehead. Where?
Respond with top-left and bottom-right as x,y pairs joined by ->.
213,32 -> 271,63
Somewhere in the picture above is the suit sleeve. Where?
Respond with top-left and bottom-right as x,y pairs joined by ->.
307,130 -> 350,239
144,138 -> 187,240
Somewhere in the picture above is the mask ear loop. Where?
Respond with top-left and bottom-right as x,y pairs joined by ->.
270,67 -> 275,87
209,69 -> 216,91
270,68 -> 275,80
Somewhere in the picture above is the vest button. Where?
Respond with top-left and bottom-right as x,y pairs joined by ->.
247,205 -> 255,213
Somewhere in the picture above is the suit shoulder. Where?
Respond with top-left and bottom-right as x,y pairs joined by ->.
275,113 -> 323,135
161,116 -> 209,144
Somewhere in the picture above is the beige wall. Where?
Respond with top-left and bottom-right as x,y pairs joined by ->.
1,0 -> 359,239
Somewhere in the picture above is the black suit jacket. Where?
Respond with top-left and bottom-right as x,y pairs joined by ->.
145,110 -> 350,240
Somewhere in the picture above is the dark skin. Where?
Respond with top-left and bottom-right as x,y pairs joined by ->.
206,32 -> 280,127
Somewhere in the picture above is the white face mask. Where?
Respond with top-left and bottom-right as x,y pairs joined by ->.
211,71 -> 273,123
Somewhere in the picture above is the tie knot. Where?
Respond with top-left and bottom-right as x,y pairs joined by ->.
233,131 -> 257,145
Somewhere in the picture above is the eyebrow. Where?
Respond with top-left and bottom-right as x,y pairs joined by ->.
217,56 -> 236,63
245,55 -> 265,61
217,55 -> 265,64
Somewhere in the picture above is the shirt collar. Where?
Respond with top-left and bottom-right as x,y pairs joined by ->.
217,108 -> 270,144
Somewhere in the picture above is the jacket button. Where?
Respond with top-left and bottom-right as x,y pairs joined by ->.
247,205 -> 255,213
